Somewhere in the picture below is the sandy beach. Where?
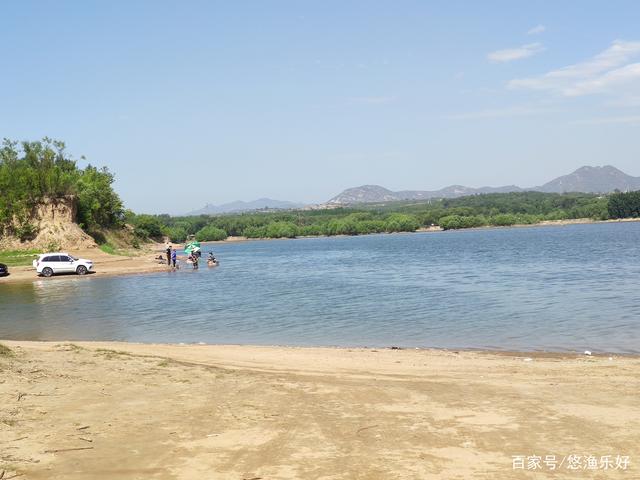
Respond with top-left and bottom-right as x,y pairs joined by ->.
0,248 -> 177,285
1,341 -> 638,479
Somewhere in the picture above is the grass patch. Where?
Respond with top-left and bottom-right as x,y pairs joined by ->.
0,343 -> 13,357
99,243 -> 117,255
0,249 -> 40,267
98,241 -> 136,256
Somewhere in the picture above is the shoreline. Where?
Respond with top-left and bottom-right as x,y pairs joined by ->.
2,340 -> 638,479
207,217 -> 640,244
1,339 -> 638,358
0,246 -> 182,285
2,217 -> 639,285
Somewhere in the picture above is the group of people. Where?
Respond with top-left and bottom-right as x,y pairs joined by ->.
165,244 -> 179,268
163,243 -> 217,271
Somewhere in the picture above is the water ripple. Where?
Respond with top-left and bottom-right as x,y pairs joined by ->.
1,222 -> 640,352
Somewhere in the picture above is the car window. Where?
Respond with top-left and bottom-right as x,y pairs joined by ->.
42,256 -> 58,262
59,256 -> 71,262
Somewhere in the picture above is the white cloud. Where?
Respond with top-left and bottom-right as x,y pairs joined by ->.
509,40 -> 640,96
487,43 -> 544,63
527,24 -> 546,35
447,105 -> 557,120
564,62 -> 640,96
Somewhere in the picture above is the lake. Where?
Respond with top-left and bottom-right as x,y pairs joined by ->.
1,222 -> 640,353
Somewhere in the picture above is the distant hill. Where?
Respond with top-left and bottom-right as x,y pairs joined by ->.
186,198 -> 305,216
326,166 -> 640,205
327,184 -> 524,204
536,165 -> 640,193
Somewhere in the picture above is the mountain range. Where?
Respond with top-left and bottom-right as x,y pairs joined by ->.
326,166 -> 640,205
185,166 -> 640,214
186,198 -> 305,215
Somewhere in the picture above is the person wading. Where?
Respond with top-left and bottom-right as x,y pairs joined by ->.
166,244 -> 172,266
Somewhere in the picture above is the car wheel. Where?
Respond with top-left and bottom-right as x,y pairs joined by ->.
76,265 -> 88,275
42,267 -> 54,277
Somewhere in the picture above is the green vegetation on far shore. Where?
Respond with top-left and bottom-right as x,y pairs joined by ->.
3,138 -> 640,248
124,190 -> 640,242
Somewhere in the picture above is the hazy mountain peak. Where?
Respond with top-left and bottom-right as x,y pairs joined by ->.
186,198 -> 305,216
327,185 -> 398,204
326,165 -> 640,205
537,165 -> 640,193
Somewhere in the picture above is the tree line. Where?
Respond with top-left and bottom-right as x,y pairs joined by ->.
3,138 -> 640,246
126,190 -> 633,242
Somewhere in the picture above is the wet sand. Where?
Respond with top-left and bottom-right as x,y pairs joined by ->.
1,341 -> 638,479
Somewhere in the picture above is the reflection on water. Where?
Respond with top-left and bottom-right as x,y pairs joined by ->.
1,222 -> 640,353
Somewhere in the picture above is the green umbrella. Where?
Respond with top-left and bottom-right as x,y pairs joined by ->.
184,241 -> 201,254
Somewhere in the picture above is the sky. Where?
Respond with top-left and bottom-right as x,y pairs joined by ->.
1,1 -> 640,214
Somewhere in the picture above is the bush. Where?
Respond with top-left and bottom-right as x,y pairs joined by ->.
384,213 -> 420,232
243,225 -> 267,238
489,214 -> 518,227
544,210 -> 569,221
165,226 -> 187,243
355,220 -> 386,235
438,215 -> 486,230
195,225 -> 228,242
297,224 -> 324,236
133,215 -> 164,240
265,221 -> 297,238
14,221 -> 38,241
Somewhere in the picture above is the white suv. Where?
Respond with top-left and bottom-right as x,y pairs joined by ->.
33,253 -> 94,277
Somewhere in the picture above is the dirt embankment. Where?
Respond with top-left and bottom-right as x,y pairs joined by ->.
0,197 -> 96,251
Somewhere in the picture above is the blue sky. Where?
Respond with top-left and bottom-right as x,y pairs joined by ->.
1,1 -> 639,214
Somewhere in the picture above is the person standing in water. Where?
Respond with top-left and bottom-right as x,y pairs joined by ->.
171,248 -> 177,269
166,244 -> 172,266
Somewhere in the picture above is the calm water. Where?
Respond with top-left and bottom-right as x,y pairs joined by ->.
1,223 -> 640,353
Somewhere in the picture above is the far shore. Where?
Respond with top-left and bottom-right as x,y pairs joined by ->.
1,340 -> 638,479
1,217 -> 639,285
193,216 -> 640,245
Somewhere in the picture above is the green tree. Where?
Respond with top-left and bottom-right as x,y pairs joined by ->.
76,165 -> 124,230
0,138 -> 124,237
133,215 -> 164,240
195,225 -> 228,241
608,191 -> 640,218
